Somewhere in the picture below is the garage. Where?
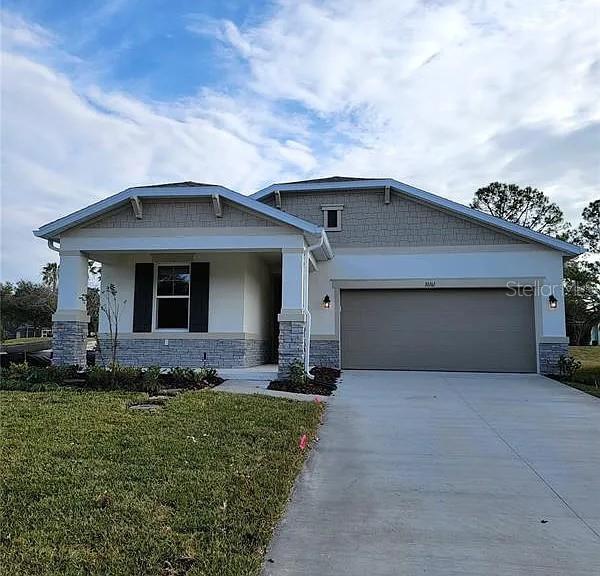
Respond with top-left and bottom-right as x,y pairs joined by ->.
340,288 -> 537,372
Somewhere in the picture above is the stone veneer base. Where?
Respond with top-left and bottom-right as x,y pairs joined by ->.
538,342 -> 569,375
278,320 -> 306,379
97,337 -> 269,368
52,320 -> 88,367
309,339 -> 340,368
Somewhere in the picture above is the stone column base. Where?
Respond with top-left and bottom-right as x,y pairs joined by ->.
278,320 -> 306,380
538,342 -> 569,374
52,320 -> 88,367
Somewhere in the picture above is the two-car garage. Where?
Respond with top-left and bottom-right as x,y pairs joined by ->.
340,288 -> 537,372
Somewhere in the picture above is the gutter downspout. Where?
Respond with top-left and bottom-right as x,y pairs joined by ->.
48,239 -> 60,252
303,230 -> 328,371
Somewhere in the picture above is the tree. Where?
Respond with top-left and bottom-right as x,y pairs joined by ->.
82,283 -> 126,382
0,281 -> 56,337
564,260 -> 600,345
470,182 -> 569,236
577,199 -> 600,253
41,262 -> 59,294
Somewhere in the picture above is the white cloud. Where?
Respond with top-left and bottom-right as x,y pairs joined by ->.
217,0 -> 600,212
0,41 -> 315,280
2,2 -> 600,281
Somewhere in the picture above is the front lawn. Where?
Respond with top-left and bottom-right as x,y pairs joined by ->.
0,390 -> 322,575
568,346 -> 600,398
0,337 -> 51,347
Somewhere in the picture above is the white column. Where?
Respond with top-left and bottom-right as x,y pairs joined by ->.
53,251 -> 90,322
279,248 -> 306,318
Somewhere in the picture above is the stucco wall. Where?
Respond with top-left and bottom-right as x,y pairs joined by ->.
307,246 -> 566,346
243,254 -> 273,338
273,189 -> 523,248
99,252 -> 255,335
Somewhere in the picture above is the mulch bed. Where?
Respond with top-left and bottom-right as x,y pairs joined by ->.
268,366 -> 341,396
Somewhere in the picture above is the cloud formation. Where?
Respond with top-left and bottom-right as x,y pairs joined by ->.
1,1 -> 599,281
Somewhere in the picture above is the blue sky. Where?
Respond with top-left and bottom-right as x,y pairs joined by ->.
1,0 -> 599,281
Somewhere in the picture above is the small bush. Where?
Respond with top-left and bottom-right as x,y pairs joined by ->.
288,360 -> 307,387
1,363 -> 79,390
557,355 -> 582,380
163,367 -> 207,389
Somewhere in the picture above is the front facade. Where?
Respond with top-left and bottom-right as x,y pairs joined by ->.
35,177 -> 584,377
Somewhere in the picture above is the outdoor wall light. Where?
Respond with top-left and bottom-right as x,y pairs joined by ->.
549,294 -> 558,309
322,294 -> 331,309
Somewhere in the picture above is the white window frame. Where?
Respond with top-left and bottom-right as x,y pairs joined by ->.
321,204 -> 343,232
153,263 -> 191,332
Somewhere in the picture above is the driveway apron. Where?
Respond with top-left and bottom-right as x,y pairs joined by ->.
263,371 -> 600,576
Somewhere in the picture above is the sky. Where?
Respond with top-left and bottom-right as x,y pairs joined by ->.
1,0 -> 599,282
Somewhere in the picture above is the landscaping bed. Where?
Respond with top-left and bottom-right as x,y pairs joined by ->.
268,365 -> 341,396
0,390 -> 323,575
0,363 -> 224,394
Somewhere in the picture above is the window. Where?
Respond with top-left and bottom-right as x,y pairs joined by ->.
156,265 -> 190,329
322,204 -> 343,231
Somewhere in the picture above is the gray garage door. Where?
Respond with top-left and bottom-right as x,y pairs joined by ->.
340,289 -> 536,372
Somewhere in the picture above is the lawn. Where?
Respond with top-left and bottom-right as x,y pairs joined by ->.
568,346 -> 600,398
0,390 -> 322,575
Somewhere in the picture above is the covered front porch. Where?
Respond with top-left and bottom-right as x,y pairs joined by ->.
53,242 -> 321,378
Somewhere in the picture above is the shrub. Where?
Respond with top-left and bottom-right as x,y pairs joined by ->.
164,367 -> 207,389
141,365 -> 161,395
557,355 -> 582,380
288,360 -> 307,386
0,363 -> 79,390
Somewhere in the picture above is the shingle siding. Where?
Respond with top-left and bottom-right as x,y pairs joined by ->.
84,198 -> 278,229
272,189 -> 523,247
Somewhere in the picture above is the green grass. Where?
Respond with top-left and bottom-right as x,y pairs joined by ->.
567,346 -> 600,398
0,390 -> 322,575
1,337 -> 51,347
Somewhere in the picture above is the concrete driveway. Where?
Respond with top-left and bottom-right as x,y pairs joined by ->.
263,371 -> 600,576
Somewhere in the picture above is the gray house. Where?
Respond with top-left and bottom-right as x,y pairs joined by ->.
34,177 -> 583,378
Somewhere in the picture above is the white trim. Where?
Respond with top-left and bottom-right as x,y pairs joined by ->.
322,205 -> 343,232
251,178 -> 584,256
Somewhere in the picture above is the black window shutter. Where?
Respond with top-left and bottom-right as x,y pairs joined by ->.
133,263 -> 154,332
190,262 -> 209,332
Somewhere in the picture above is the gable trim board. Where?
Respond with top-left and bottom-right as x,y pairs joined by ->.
252,178 -> 583,257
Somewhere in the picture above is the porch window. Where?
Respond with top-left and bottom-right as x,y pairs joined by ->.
156,265 -> 190,329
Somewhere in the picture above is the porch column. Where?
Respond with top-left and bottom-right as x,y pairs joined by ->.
278,248 -> 307,379
52,251 -> 89,366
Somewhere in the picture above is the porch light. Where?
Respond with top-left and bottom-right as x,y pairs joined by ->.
549,294 -> 558,309
322,294 -> 331,309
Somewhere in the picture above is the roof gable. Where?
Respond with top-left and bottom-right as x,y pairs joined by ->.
252,178 -> 584,256
34,184 -> 322,240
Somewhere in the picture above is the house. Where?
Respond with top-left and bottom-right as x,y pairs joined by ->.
34,177 -> 584,378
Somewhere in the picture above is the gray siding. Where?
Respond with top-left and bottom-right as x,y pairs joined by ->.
84,198 -> 278,229
274,189 -> 522,247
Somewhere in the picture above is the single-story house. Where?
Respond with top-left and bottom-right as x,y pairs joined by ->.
34,177 -> 584,378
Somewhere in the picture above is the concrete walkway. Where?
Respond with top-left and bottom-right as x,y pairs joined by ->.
263,371 -> 600,576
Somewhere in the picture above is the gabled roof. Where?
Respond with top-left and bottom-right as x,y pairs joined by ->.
252,177 -> 584,257
34,183 -> 323,240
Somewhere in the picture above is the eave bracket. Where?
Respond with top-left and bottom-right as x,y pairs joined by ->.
130,196 -> 143,219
